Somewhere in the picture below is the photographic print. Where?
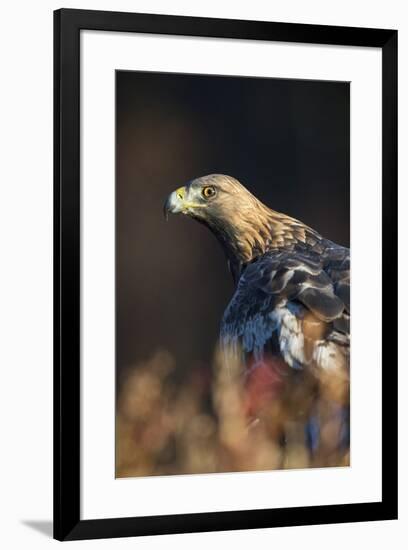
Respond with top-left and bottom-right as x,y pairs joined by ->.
115,70 -> 350,478
54,10 -> 397,539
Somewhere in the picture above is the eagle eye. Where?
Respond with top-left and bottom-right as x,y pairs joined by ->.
202,185 -> 216,199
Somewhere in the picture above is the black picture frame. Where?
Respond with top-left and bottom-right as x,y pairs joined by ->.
54,8 -> 398,541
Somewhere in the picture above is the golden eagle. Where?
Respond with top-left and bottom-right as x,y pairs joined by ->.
164,174 -> 349,453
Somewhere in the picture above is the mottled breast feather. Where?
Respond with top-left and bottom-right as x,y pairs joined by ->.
220,239 -> 350,372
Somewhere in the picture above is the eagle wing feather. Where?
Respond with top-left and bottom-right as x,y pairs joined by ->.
220,242 -> 350,372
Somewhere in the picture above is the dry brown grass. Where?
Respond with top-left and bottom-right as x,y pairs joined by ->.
116,349 -> 349,478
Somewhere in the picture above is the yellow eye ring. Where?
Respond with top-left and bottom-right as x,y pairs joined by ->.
202,186 -> 216,199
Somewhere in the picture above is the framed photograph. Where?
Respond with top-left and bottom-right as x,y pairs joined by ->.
54,8 -> 398,541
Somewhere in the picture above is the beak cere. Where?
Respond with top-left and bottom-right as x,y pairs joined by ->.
163,186 -> 187,219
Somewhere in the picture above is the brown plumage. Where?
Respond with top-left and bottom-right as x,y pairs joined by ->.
164,174 -> 350,452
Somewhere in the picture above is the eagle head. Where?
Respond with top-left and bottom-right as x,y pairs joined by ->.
164,174 -> 312,270
164,174 -> 253,222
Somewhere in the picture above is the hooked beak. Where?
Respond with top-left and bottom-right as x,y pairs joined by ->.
163,186 -> 187,220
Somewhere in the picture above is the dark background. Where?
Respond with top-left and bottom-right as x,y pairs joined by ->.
116,71 -> 349,387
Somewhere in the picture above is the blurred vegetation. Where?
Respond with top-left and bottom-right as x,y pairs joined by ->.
116,349 -> 349,478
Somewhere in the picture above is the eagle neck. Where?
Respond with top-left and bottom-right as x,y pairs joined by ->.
214,202 -> 320,278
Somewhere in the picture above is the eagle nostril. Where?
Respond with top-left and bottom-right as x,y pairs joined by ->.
175,186 -> 185,201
